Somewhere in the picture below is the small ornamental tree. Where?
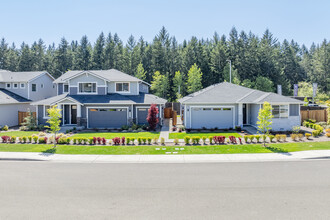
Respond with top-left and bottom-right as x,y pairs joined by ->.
257,101 -> 273,146
147,104 -> 159,130
45,105 -> 62,147
21,109 -> 37,130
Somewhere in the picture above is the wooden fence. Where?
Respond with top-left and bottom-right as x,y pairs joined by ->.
301,109 -> 328,122
18,111 -> 36,125
164,107 -> 172,118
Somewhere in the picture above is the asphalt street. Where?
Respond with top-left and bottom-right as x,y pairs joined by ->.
0,160 -> 330,220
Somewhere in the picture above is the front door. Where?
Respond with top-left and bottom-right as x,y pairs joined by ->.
243,104 -> 247,124
71,105 -> 77,124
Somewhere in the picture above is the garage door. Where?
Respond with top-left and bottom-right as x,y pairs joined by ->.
191,107 -> 233,129
88,108 -> 127,128
137,108 -> 149,125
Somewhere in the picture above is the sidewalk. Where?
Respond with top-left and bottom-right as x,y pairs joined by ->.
1,150 -> 330,163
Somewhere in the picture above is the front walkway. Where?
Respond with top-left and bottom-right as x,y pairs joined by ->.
1,150 -> 330,163
159,119 -> 170,142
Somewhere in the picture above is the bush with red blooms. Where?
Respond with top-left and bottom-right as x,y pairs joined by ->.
229,136 -> 237,144
97,137 -> 102,144
238,137 -> 242,144
147,104 -> 159,130
121,137 -> 125,145
55,136 -> 60,143
101,137 -> 106,145
213,136 -> 226,144
1,136 -> 10,143
93,137 -> 97,144
112,137 -> 121,145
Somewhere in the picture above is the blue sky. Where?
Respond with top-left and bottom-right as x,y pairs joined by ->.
1,0 -> 329,47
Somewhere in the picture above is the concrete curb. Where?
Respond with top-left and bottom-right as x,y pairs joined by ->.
1,150 -> 330,163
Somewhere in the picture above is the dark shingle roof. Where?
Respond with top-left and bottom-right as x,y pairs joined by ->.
179,82 -> 303,104
0,89 -> 31,104
32,93 -> 166,105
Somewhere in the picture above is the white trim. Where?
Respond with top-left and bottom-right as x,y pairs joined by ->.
77,82 -> 97,95
51,97 -> 82,106
137,83 -> 139,94
31,83 -> 37,92
69,85 -> 78,87
272,104 -> 289,119
86,106 -> 129,129
62,104 -> 77,125
12,83 -> 18,89
188,105 -> 236,129
43,105 -> 51,119
36,105 -> 39,125
63,84 -> 69,93
20,82 -> 26,89
115,82 -> 130,93
27,83 -> 30,99
64,71 -> 110,83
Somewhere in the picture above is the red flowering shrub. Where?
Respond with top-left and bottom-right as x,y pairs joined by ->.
1,136 -> 10,143
39,137 -> 48,144
96,137 -> 102,144
213,136 -> 225,144
229,136 -> 237,144
112,137 -> 121,145
55,136 -> 60,143
93,137 -> 97,144
101,137 -> 106,145
121,137 -> 125,145
238,137 -> 242,144
147,104 -> 159,130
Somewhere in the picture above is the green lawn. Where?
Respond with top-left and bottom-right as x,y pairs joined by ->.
169,132 -> 242,139
0,141 -> 329,155
72,132 -> 160,139
0,131 -> 39,137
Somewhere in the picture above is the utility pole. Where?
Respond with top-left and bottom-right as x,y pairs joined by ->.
226,59 -> 232,83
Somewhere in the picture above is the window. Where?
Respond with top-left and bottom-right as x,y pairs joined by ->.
13,83 -> 18,89
203,108 -> 211,111
41,84 -> 44,88
64,84 -> 69,93
20,83 -> 25,89
6,83 -> 11,89
44,105 -> 51,118
272,105 -> 288,118
223,108 -> 231,111
79,83 -> 96,94
116,82 -> 129,92
32,84 -> 37,92
213,108 -> 221,111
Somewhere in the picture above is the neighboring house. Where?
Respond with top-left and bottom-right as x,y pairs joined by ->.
179,82 -> 304,131
0,70 -> 56,127
32,69 -> 167,128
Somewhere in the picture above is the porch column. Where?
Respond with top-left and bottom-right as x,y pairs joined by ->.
238,103 -> 243,127
77,104 -> 82,126
57,104 -> 63,126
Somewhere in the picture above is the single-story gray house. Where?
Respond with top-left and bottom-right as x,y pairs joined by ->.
179,82 -> 304,131
32,69 -> 167,128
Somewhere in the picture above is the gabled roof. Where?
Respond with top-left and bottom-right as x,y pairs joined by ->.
179,82 -> 303,104
53,69 -> 150,85
0,88 -> 31,104
0,70 -> 54,82
32,93 -> 167,105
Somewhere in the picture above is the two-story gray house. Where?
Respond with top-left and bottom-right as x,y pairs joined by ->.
32,69 -> 167,128
0,70 -> 56,127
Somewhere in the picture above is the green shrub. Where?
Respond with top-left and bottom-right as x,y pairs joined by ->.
208,136 -> 213,144
281,135 -> 287,142
255,135 -> 261,142
57,138 -> 67,145
275,134 -> 281,142
305,133 -> 311,139
202,136 -> 207,144
72,138 -> 78,144
77,138 -> 83,144
28,136 -> 32,143
184,136 -> 191,145
82,138 -> 88,145
88,137 -> 94,145
126,137 -> 131,144
66,138 -> 71,144
142,137 -> 147,144
131,137 -> 136,144
243,136 -> 249,143
312,130 -> 319,137
33,136 -> 38,143
268,135 -> 275,142
174,138 -> 179,145
11,136 -> 16,143
290,134 -> 297,141
250,135 -> 255,142
147,137 -> 152,144
153,137 -> 158,145
2,125 -> 8,131
192,136 -> 200,144
137,137 -> 142,145
160,137 -> 165,145
22,136 -> 27,143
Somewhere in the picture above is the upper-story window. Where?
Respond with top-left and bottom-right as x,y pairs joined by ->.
116,82 -> 129,92
13,83 -> 18,89
32,84 -> 37,92
20,83 -> 25,89
272,105 -> 288,118
64,84 -> 69,93
41,84 -> 44,88
79,83 -> 96,94
6,83 -> 11,89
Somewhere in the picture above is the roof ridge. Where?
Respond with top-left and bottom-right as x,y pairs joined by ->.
254,92 -> 271,103
236,90 -> 256,103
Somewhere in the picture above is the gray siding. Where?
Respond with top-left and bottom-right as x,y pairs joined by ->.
4,82 -> 29,99
69,87 -> 78,95
57,83 -> 63,95
0,104 -> 35,127
69,74 -> 106,86
249,104 -> 260,127
28,74 -> 56,101
107,82 -> 139,95
139,83 -> 149,93
97,87 -> 107,95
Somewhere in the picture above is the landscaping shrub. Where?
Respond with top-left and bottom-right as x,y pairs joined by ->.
243,136 -> 249,143
1,136 -> 10,143
142,137 -> 147,145
126,137 -> 131,145
72,138 -> 78,144
32,136 -> 38,143
174,138 -> 179,145
312,130 -> 319,137
326,133 -> 330,138
97,137 -> 102,144
88,137 -> 94,145
325,128 -> 330,133
268,135 -> 275,142
206,136 -> 212,144
101,138 -> 106,145
250,135 -> 255,142
160,137 -> 165,145
121,125 -> 129,130
27,136 -> 32,143
202,136 -> 207,144
229,136 -> 237,144
147,104 -> 159,130
2,125 -> 8,131
112,137 -> 121,145
238,137 -> 242,144
10,136 -> 16,143
255,135 -> 261,143
22,136 -> 27,143
305,133 -> 311,139
153,137 -> 158,145
147,137 -> 152,145
275,134 -> 282,142
38,132 -> 46,137
137,137 -> 142,145
191,136 -> 200,145
93,137 -> 97,145
121,137 -> 126,145
184,136 -> 191,145
262,135 -> 267,142
66,138 -> 71,144
298,133 -> 304,141
131,137 -> 136,144
213,136 -> 225,144
38,137 -> 48,144
78,138 -> 83,145
290,134 -> 297,141
281,135 -> 287,142
57,138 -> 67,144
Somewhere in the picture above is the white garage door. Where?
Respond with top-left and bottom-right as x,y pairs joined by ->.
191,107 -> 234,129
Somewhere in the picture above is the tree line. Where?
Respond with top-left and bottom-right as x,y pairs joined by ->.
0,27 -> 329,101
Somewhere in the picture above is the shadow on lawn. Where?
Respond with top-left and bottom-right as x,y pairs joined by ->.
41,148 -> 57,155
265,145 -> 290,154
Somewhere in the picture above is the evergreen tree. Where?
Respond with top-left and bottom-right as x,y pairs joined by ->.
254,76 -> 274,92
187,63 -> 203,94
75,35 -> 91,70
92,32 -> 105,69
173,71 -> 185,100
151,71 -> 169,98
55,37 -> 72,76
135,63 -> 146,80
